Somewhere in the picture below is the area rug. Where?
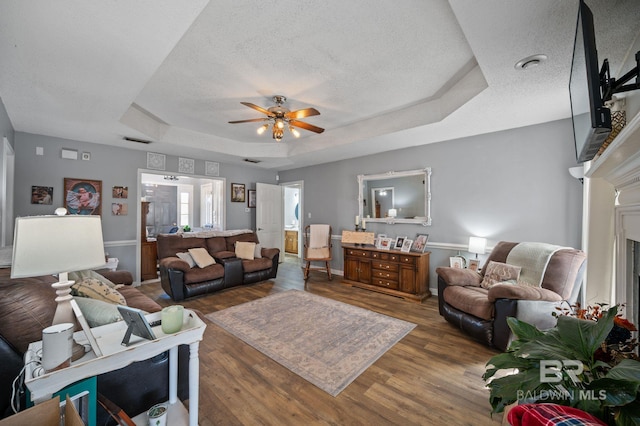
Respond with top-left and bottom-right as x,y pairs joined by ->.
205,290 -> 416,396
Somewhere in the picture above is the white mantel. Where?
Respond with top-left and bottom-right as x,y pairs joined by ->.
584,110 -> 640,324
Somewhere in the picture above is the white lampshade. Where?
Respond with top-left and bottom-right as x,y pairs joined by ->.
12,214 -> 105,278
468,236 -> 487,255
388,208 -> 397,218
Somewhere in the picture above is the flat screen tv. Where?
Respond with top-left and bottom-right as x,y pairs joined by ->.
569,0 -> 611,163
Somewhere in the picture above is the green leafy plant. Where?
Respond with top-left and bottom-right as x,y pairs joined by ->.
182,225 -> 191,232
483,305 -> 640,425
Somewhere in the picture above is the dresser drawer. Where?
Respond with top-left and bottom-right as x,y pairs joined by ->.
372,278 -> 399,289
371,252 -> 400,262
347,249 -> 370,258
372,261 -> 399,272
399,255 -> 415,265
372,269 -> 399,281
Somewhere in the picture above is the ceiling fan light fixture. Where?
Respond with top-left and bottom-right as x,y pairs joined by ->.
289,126 -> 300,138
256,123 -> 268,135
273,128 -> 284,142
275,119 -> 285,130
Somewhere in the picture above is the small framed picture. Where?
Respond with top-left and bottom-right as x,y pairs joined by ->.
231,183 -> 245,202
248,189 -> 256,208
31,186 -> 53,205
401,239 -> 413,253
469,259 -> 480,271
394,236 -> 407,250
378,237 -> 393,250
112,186 -> 128,199
411,233 -> 429,253
449,257 -> 464,269
111,202 -> 128,215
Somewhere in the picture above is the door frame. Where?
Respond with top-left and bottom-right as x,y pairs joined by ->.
280,180 -> 304,257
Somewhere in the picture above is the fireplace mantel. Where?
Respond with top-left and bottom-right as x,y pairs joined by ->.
585,111 -> 640,203
585,109 -> 640,325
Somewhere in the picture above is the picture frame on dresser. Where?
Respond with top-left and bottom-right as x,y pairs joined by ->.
394,236 -> 407,250
401,239 -> 413,252
377,237 -> 392,250
411,233 -> 429,253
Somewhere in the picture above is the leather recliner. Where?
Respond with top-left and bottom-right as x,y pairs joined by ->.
436,241 -> 587,351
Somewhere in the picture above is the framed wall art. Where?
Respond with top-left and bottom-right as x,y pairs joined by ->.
111,203 -> 128,215
146,152 -> 166,170
112,186 -> 128,199
31,186 -> 53,205
231,183 -> 245,202
178,157 -> 195,174
205,161 -> 220,176
248,189 -> 256,208
64,178 -> 102,215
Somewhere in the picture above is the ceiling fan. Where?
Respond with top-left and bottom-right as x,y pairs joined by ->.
229,95 -> 324,142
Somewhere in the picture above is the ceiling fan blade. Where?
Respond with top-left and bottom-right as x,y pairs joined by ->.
290,120 -> 325,134
240,102 -> 274,116
285,108 -> 320,120
228,118 -> 268,124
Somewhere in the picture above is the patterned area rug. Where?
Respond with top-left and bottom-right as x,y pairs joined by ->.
205,290 -> 416,396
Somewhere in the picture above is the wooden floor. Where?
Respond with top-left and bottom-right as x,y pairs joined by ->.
138,255 -> 503,425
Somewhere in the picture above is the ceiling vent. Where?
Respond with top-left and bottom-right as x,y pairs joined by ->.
243,158 -> 261,164
123,136 -> 152,144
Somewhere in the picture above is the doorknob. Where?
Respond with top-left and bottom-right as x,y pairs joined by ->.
258,227 -> 264,231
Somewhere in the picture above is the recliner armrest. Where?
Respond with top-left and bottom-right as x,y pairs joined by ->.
435,267 -> 482,287
159,257 -> 190,273
261,247 -> 279,260
487,284 -> 563,302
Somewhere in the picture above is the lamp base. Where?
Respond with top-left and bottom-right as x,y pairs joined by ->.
51,279 -> 86,361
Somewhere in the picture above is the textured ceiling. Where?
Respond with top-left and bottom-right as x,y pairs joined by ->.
0,0 -> 638,169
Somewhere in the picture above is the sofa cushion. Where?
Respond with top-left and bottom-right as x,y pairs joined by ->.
213,250 -> 236,260
435,267 -> 482,286
487,283 -> 563,302
73,296 -> 123,327
69,269 -> 117,289
225,232 -> 259,251
188,248 -> 216,268
176,252 -> 196,268
480,241 -> 518,276
119,286 -> 162,313
242,257 -> 273,274
156,234 -> 206,259
541,248 -> 587,299
205,237 -> 227,254
443,286 -> 494,321
183,263 -> 224,284
480,261 -> 521,289
71,277 -> 127,305
235,241 -> 256,260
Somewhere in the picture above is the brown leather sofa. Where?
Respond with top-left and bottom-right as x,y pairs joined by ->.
157,230 -> 280,301
0,268 -> 188,423
436,241 -> 587,351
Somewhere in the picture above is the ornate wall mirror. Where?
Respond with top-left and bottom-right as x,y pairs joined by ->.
358,167 -> 431,226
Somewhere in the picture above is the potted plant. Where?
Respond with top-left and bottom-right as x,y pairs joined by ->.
483,304 -> 640,425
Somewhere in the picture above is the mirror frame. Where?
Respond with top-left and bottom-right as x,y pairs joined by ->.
357,167 -> 432,226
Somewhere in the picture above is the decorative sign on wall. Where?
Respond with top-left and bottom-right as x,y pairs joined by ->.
147,152 -> 166,170
178,157 -> 195,174
205,161 -> 220,176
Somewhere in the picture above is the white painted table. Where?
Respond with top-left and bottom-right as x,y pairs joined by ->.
25,309 -> 206,426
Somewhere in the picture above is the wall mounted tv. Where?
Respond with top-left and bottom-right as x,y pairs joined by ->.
569,0 -> 611,163
570,0 -> 640,163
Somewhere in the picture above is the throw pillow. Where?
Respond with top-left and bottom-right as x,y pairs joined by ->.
176,252 -> 196,268
69,269 -> 117,289
480,261 -> 522,289
71,277 -> 127,305
73,296 -> 123,327
254,243 -> 262,259
188,247 -> 216,268
235,241 -> 256,260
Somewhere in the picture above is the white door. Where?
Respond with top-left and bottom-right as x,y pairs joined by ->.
256,182 -> 283,256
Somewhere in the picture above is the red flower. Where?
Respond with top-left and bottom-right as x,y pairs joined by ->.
614,316 -> 637,331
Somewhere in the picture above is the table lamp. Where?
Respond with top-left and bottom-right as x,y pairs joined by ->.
11,209 -> 106,327
468,236 -> 487,259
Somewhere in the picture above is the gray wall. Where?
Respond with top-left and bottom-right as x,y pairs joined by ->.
13,132 -> 276,273
279,118 -> 583,293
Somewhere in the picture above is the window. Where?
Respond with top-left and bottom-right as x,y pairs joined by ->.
179,191 -> 190,226
200,180 -> 224,230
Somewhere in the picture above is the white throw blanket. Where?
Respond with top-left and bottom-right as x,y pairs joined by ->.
181,228 -> 254,238
506,242 -> 566,287
309,224 -> 330,248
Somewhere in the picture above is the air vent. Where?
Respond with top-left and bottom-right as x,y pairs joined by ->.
243,158 -> 261,164
123,136 -> 152,144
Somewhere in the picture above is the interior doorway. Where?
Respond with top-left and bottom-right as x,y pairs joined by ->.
281,181 -> 303,259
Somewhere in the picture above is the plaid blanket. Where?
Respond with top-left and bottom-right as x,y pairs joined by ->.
507,403 -> 606,426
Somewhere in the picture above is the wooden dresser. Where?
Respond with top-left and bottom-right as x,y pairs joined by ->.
342,244 -> 430,302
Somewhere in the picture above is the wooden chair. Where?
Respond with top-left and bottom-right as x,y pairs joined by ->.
303,224 -> 332,280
